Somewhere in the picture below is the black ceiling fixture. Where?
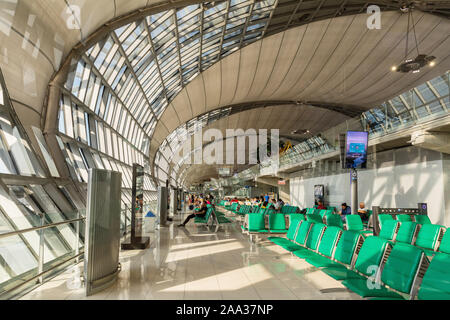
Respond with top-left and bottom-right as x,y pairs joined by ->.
391,3 -> 436,74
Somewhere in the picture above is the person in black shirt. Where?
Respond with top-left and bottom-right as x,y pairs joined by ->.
178,200 -> 208,227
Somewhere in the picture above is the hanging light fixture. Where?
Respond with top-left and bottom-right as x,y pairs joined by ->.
391,4 -> 436,73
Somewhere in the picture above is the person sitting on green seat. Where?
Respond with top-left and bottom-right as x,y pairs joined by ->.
274,199 -> 284,212
316,200 -> 326,210
178,200 -> 208,227
339,203 -> 352,222
268,199 -> 277,210
357,202 -> 369,221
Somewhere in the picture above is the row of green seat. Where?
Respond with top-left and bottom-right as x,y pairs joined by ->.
306,212 -> 344,229
378,220 -> 450,257
312,205 -> 337,212
217,200 -> 227,207
345,215 -> 373,236
280,206 -> 299,214
194,205 -> 232,231
379,213 -> 432,224
268,219 -> 450,299
241,213 -> 288,234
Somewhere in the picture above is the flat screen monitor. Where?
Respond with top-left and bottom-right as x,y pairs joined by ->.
345,131 -> 368,169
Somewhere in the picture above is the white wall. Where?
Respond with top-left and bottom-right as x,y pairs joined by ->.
290,157 -> 447,226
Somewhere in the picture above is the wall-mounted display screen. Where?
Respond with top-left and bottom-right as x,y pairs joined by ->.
314,185 -> 324,198
345,131 -> 368,169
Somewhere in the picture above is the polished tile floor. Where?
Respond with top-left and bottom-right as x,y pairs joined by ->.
21,209 -> 361,300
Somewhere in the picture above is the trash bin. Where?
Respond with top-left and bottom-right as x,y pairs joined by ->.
145,211 -> 157,233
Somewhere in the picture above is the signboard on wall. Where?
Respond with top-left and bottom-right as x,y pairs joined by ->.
345,131 -> 369,169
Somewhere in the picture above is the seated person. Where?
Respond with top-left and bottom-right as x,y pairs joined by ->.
261,198 -> 269,209
267,199 -> 277,210
339,203 -> 352,221
316,200 -> 326,210
357,202 -> 369,221
274,199 -> 283,212
258,196 -> 265,207
178,200 -> 208,227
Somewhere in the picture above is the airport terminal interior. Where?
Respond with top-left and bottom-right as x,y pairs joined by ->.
0,0 -> 449,301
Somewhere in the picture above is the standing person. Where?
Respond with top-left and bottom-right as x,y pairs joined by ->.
264,193 -> 270,203
339,203 -> 352,222
178,200 -> 208,227
261,197 -> 269,209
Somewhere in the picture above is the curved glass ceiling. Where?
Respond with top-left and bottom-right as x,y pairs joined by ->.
64,0 -> 276,138
59,0 -> 277,189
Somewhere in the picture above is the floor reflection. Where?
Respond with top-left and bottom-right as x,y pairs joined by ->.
20,209 -> 361,300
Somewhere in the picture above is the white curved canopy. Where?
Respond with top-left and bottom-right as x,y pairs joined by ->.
150,10 -> 450,163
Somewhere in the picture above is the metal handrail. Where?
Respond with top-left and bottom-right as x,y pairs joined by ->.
0,251 -> 85,299
0,217 -> 85,239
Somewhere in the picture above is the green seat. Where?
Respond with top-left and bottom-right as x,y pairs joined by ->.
319,210 -> 327,219
322,231 -> 362,280
378,220 -> 399,241
438,228 -> 450,254
229,203 -> 238,213
346,215 -> 374,236
306,226 -> 342,268
268,218 -> 302,246
217,216 -> 231,223
414,215 -> 431,224
354,236 -> 390,275
289,214 -> 305,223
341,237 -> 396,297
343,277 -> 404,299
194,208 -> 213,224
282,220 -> 312,252
417,252 -> 450,300
415,224 -> 443,254
396,214 -> 412,222
346,215 -> 363,231
325,213 -> 344,228
395,221 -> 419,244
268,213 -> 287,233
236,205 -> 246,215
326,236 -> 390,284
247,214 -> 267,233
292,223 -> 326,259
306,213 -> 323,224
378,214 -> 394,224
380,243 -> 423,295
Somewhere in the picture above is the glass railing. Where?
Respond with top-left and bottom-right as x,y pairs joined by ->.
1,200 -> 158,299
0,210 -> 85,299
